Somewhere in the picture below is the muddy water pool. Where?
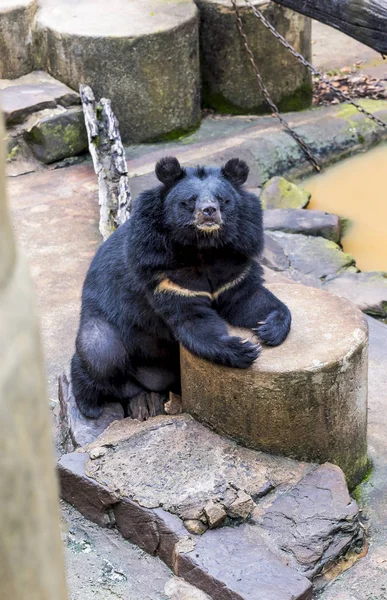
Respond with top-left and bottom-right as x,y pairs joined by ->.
303,145 -> 387,271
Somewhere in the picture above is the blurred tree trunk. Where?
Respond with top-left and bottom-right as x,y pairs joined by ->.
0,112 -> 68,600
271,0 -> 387,54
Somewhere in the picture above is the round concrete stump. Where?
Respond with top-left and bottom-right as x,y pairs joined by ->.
35,0 -> 200,143
181,284 -> 368,488
196,0 -> 312,113
0,0 -> 37,78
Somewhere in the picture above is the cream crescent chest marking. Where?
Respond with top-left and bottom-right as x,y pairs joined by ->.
155,266 -> 250,301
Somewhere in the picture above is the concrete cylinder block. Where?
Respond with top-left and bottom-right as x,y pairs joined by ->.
0,0 -> 37,78
195,0 -> 312,114
34,0 -> 200,143
181,284 -> 368,488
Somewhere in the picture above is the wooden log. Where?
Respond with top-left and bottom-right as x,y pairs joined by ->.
79,84 -> 131,240
269,0 -> 387,54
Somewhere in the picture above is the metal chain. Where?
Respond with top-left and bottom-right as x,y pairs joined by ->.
231,0 -> 322,171
244,0 -> 387,130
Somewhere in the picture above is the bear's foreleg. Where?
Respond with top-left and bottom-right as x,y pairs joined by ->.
150,293 -> 261,369
218,284 -> 291,347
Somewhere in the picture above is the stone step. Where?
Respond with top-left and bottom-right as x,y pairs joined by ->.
58,414 -> 363,600
181,284 -> 368,488
0,70 -> 79,125
0,71 -> 87,167
125,100 -> 387,198
34,0 -> 200,143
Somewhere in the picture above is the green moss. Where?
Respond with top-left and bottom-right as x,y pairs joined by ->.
344,454 -> 370,492
145,120 -> 201,143
202,81 -> 312,115
337,100 -> 387,123
63,123 -> 83,153
351,459 -> 373,503
340,217 -> 353,237
7,143 -> 20,162
277,82 -> 313,113
261,176 -> 310,209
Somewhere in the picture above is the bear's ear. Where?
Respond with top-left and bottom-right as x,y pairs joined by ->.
221,158 -> 249,186
155,156 -> 184,186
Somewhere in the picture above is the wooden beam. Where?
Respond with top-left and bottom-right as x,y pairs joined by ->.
270,0 -> 387,54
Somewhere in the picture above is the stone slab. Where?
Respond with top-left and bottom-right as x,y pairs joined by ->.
58,452 -> 118,527
57,415 -> 362,598
323,271 -> 387,318
181,284 -> 368,488
0,71 -> 80,125
266,231 -> 355,280
84,415 -> 311,523
175,526 -> 313,600
263,208 -> 341,242
251,464 -> 362,578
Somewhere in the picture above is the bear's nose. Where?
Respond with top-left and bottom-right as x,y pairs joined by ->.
202,205 -> 217,217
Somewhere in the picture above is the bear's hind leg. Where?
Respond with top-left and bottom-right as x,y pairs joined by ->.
72,317 -> 131,418
71,352 -> 108,419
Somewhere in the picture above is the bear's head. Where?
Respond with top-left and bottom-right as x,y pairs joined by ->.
155,156 -> 261,249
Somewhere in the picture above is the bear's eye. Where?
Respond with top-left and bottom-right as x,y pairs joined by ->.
215,193 -> 230,206
179,196 -> 196,208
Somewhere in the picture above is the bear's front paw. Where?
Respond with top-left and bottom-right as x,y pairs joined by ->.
221,336 -> 261,369
255,308 -> 291,347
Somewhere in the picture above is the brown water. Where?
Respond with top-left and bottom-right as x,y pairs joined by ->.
303,145 -> 387,272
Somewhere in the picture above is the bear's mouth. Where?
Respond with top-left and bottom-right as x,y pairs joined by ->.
195,222 -> 221,232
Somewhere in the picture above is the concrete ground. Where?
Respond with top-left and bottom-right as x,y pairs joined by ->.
5,18 -> 387,600
312,22 -> 385,76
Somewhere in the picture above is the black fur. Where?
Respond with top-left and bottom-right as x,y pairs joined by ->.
71,157 -> 291,418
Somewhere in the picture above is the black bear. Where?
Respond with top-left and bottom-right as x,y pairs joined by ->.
71,157 -> 291,418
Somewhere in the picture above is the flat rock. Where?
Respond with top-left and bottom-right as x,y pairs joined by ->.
83,414 -> 311,521
175,526 -> 313,600
260,177 -> 311,210
24,106 -> 87,163
251,464 -> 362,578
323,271 -> 387,318
58,414 -> 362,598
0,71 -> 80,126
266,231 -> 355,280
263,208 -> 341,242
181,284 -> 368,488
